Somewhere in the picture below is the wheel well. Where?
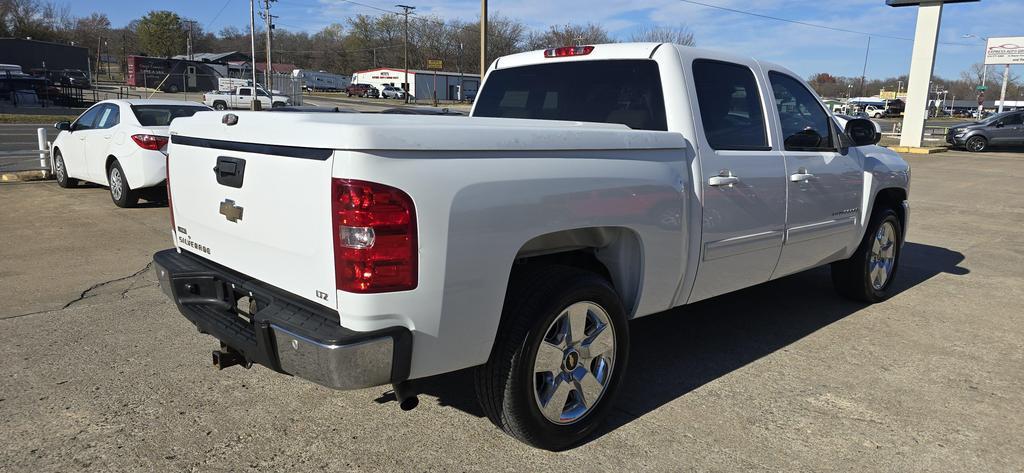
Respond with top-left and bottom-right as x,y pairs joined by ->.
105,155 -> 118,172
510,227 -> 643,318
874,187 -> 907,228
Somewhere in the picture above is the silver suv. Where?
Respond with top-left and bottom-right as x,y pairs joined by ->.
947,110 -> 1024,152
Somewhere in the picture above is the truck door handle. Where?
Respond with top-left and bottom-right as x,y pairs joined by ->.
708,172 -> 740,187
790,172 -> 815,182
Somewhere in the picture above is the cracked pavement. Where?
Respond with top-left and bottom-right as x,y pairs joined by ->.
1,151 -> 1023,471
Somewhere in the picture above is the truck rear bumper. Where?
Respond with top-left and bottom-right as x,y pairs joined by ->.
153,248 -> 411,390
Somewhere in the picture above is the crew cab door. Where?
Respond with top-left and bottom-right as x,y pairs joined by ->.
766,71 -> 864,278
686,59 -> 788,302
236,87 -> 253,108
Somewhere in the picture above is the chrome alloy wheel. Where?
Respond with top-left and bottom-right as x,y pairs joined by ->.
967,137 -> 986,152
533,301 -> 616,425
869,221 -> 897,290
109,166 -> 124,201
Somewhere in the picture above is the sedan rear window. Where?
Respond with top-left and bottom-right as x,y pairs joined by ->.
473,60 -> 667,131
131,105 -> 211,126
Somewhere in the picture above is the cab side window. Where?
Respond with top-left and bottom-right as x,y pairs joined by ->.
692,59 -> 769,150
239,88 -> 252,96
95,105 -> 120,129
72,106 -> 103,131
769,72 -> 834,151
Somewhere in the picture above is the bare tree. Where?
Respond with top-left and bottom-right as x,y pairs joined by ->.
628,25 -> 695,46
525,23 -> 614,50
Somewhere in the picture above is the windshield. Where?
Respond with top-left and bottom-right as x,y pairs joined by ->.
131,105 -> 210,126
473,60 -> 667,131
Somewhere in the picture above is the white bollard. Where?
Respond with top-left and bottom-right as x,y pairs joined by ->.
37,127 -> 49,176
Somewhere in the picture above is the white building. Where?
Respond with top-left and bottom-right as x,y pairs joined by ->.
350,67 -> 480,101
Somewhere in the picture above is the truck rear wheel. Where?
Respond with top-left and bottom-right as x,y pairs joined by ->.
831,207 -> 903,303
475,265 -> 629,451
213,101 -> 227,111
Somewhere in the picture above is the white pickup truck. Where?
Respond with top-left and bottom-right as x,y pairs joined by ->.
154,43 -> 910,450
203,85 -> 290,110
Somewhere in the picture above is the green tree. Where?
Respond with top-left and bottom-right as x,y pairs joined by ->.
136,10 -> 184,57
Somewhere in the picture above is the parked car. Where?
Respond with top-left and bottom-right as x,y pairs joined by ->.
345,83 -> 379,98
58,69 -> 91,88
380,85 -> 406,99
154,43 -> 909,450
864,104 -> 888,118
204,85 -> 289,110
50,99 -> 212,207
946,110 -> 1024,152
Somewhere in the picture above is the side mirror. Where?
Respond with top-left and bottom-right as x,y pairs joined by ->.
54,121 -> 71,131
994,121 -> 1005,128
844,118 -> 880,146
784,129 -> 825,149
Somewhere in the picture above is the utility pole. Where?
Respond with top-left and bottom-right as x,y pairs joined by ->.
249,0 -> 260,110
185,20 -> 195,61
262,0 -> 277,91
859,36 -> 871,96
96,36 -> 102,83
480,0 -> 487,81
458,41 -> 464,101
396,4 -> 415,104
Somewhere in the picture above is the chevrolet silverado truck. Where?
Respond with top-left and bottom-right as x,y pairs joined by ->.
154,43 -> 910,450
203,85 -> 289,110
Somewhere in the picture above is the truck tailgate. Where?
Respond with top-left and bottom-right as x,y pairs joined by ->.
167,127 -> 337,310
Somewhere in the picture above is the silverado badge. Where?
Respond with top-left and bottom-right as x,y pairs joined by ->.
219,199 -> 244,222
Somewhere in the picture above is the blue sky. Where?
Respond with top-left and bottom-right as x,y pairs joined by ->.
72,0 -> 1024,80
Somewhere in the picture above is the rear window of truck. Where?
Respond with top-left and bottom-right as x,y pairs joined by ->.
131,105 -> 211,126
473,60 -> 668,131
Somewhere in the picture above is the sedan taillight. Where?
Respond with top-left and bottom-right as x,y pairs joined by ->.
131,134 -> 169,150
332,178 -> 417,293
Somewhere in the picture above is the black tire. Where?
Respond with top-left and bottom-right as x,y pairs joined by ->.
831,207 -> 903,303
53,150 -> 78,188
475,265 -> 630,451
272,101 -> 285,108
213,101 -> 227,111
107,160 -> 139,208
966,135 -> 988,152
167,84 -> 179,93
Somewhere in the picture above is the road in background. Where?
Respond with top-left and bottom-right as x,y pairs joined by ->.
0,124 -> 50,173
0,150 -> 1022,470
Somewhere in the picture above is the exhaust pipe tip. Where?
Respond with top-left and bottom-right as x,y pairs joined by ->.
393,381 -> 419,411
399,395 -> 419,411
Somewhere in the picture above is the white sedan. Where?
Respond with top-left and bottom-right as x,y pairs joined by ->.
51,99 -> 212,207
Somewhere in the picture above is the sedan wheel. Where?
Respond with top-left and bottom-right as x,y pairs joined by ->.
54,152 -> 77,188
108,160 -> 139,208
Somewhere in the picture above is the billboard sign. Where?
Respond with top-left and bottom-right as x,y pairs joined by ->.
426,59 -> 443,70
985,37 -> 1024,65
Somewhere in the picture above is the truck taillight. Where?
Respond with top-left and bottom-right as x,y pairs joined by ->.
331,178 -> 417,293
132,134 -> 169,150
544,45 -> 594,58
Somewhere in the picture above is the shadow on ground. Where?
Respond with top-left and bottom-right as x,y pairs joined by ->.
397,241 -> 968,445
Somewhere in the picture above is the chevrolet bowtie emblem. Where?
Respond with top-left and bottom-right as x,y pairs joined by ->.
219,199 -> 244,222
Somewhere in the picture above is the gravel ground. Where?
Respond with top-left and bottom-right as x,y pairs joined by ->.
0,149 -> 1022,471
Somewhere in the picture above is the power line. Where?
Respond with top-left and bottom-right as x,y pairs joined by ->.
205,0 -> 234,31
674,0 -> 975,46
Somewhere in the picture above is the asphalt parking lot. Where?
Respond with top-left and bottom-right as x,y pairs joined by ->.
1,149 -> 1022,471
